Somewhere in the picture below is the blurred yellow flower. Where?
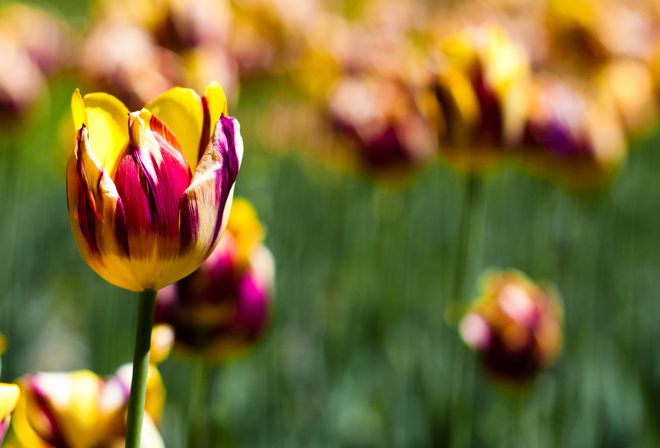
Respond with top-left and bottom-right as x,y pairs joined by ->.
7,367 -> 164,448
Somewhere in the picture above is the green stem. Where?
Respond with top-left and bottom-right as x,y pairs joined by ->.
187,355 -> 212,448
125,289 -> 157,448
452,173 -> 484,303
449,173 -> 485,448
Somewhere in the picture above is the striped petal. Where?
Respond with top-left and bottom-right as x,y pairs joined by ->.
174,116 -> 243,286
113,109 -> 192,290
145,87 -> 203,172
72,90 -> 130,177
198,82 -> 229,161
66,125 -> 141,291
24,371 -> 102,448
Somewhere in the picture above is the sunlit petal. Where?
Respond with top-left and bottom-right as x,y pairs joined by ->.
145,87 -> 203,171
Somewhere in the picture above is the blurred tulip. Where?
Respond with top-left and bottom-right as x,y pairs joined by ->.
77,19 -> 181,110
432,26 -> 532,172
95,0 -> 231,53
595,59 -> 658,136
0,383 -> 19,444
328,74 -> 437,180
66,82 -> 243,292
0,34 -> 47,126
228,0 -> 323,75
519,75 -> 626,188
149,324 -> 175,365
0,3 -> 70,75
8,367 -> 165,448
460,270 -> 563,384
155,198 -> 274,363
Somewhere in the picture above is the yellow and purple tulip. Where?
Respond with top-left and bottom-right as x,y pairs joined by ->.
8,367 -> 165,448
154,198 -> 274,363
66,81 -> 243,292
518,74 -> 626,188
432,25 -> 531,172
0,383 -> 19,444
460,270 -> 563,385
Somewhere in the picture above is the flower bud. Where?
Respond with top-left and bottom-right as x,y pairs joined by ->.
155,198 -> 274,363
460,270 -> 563,384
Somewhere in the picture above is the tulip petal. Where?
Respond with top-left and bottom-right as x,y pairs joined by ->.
115,110 -> 191,268
199,82 -> 229,161
178,116 -> 242,269
26,372 -> 102,448
145,87 -> 203,171
9,385 -> 51,448
67,125 -> 140,291
0,384 -> 19,419
72,91 -> 130,177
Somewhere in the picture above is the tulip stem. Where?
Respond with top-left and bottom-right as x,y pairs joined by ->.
452,173 -> 484,304
187,355 -> 212,448
449,173 -> 485,448
125,289 -> 157,448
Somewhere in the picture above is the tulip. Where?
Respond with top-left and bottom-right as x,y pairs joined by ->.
328,74 -> 438,181
0,383 -> 19,444
7,367 -> 165,448
66,81 -> 242,448
518,74 -> 626,188
66,81 -> 243,292
155,198 -> 273,363
460,270 -> 563,384
432,26 -> 531,172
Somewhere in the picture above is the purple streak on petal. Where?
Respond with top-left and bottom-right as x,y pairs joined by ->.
29,379 -> 70,448
115,152 -> 154,243
472,69 -> 503,147
178,191 -> 199,253
74,125 -> 101,257
115,115 -> 191,253
147,114 -> 192,241
206,116 -> 240,257
0,416 -> 10,444
198,95 -> 211,163
113,195 -> 130,257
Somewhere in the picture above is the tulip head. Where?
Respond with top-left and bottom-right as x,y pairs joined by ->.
460,270 -> 563,385
433,26 -> 531,172
328,74 -> 437,181
518,75 -> 626,188
9,367 -> 164,448
66,82 -> 243,292
155,198 -> 274,363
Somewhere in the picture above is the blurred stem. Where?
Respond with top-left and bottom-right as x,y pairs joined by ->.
449,173 -> 485,448
452,173 -> 485,303
125,289 -> 157,448
187,355 -> 213,448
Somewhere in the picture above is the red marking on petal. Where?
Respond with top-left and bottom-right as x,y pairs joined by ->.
148,114 -> 192,241
207,116 -> 240,255
116,114 -> 192,256
29,380 -> 69,448
75,126 -> 102,257
114,152 -> 154,256
178,190 -> 199,252
198,95 -> 211,163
